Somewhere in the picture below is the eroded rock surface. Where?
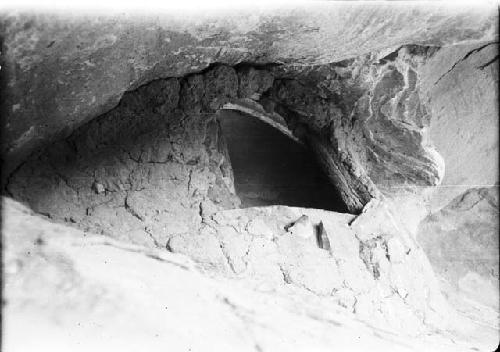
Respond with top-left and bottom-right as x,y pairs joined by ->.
7,50 -> 448,241
418,187 -> 499,310
167,201 -> 450,333
6,41 -> 498,241
4,197 -> 498,352
1,4 -> 497,179
259,45 -> 446,211
420,42 -> 499,211
1,5 -> 498,351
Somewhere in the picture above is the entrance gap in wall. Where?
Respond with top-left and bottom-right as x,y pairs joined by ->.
218,109 -> 349,213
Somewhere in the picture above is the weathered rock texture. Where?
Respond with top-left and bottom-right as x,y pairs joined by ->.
5,66 -> 259,246
1,6 -> 498,215
1,4 -> 497,180
4,197 -> 498,352
6,61 -> 350,244
413,40 -> 499,327
5,42 -> 499,242
418,187 -> 499,309
419,42 -> 499,211
1,5 -> 498,350
259,45 -> 446,211
167,200 -> 450,333
4,44 -> 457,239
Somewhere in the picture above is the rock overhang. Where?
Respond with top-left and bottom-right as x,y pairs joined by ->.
1,4 -> 498,349
0,57 -> 446,218
1,2 -> 498,179
0,2 -> 498,247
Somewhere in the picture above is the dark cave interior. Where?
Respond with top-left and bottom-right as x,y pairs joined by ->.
219,109 -> 349,213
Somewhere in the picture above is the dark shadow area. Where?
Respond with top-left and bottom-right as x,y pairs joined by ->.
218,110 -> 349,213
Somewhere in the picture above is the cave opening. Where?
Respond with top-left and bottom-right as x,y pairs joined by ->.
218,109 -> 349,213
4,66 -> 354,247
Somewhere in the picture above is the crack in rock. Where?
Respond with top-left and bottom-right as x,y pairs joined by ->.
434,42 -> 498,85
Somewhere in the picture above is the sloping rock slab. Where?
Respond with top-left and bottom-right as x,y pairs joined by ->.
3,197 -> 497,351
418,187 -> 499,309
169,203 -> 450,333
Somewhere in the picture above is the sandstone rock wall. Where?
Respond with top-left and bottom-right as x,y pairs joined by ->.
259,45 -> 445,211
5,47 -> 451,230
1,5 -> 499,351
418,187 -> 499,309
414,41 -> 499,316
2,6 -> 498,217
419,41 -> 499,212
6,41 -> 498,226
1,4 -> 497,179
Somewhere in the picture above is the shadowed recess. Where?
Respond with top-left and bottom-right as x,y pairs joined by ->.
219,109 -> 349,213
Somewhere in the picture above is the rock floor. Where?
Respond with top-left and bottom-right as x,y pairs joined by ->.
3,197 -> 498,352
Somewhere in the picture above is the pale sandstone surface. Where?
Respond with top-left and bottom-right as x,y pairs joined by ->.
3,197 -> 498,352
414,41 -> 499,321
418,187 -> 499,310
168,200 -> 451,334
420,41 -> 499,212
0,4 -> 498,351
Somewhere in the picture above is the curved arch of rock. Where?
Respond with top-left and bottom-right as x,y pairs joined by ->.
5,53 -> 450,241
1,5 -> 497,218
